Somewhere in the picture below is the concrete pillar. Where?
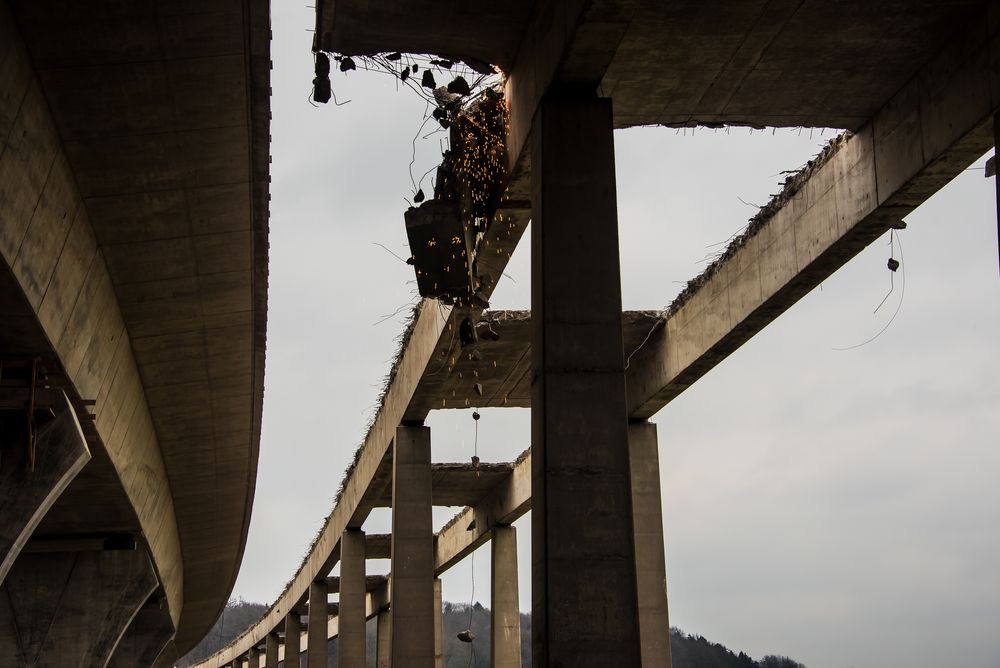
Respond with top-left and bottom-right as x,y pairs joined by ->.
0,391 -> 90,584
339,529 -> 367,667
0,548 -> 158,665
307,580 -> 328,668
530,92 -> 641,667
390,425 -> 434,667
376,609 -> 391,668
248,646 -> 260,668
285,612 -> 302,668
491,526 -> 522,668
433,578 -> 443,668
106,600 -> 175,667
629,422 -> 672,667
266,632 -> 280,668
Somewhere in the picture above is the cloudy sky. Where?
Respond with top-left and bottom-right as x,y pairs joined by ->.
229,4 -> 1000,667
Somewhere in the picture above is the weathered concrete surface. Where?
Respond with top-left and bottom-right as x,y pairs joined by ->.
376,610 -> 391,668
0,390 -> 90,584
307,580 -> 328,668
629,422 -> 671,668
338,530 -> 367,667
265,633 -> 279,668
284,613 -> 302,667
492,526 -> 522,668
0,549 -> 157,666
390,426 -> 435,667
625,10 -> 1000,420
108,601 -> 176,668
2,0 -> 272,654
531,93 -> 640,667
0,0 -> 184,629
433,578 -> 444,668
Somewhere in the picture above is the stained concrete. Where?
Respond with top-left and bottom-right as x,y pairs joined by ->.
107,601 -> 176,668
0,548 -> 157,666
491,526 -> 522,668
338,530 -> 367,667
390,426 -> 435,667
530,93 -> 640,666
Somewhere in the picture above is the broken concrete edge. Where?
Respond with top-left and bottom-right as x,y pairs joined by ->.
664,131 -> 852,319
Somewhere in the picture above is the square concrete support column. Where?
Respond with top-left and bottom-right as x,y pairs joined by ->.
629,421 -> 672,667
433,578 -> 443,668
265,633 -> 280,668
248,647 -> 260,668
390,425 -> 434,667
339,529 -> 367,667
285,612 -> 301,667
492,525 -> 522,668
530,92 -> 641,667
376,609 -> 391,668
307,580 -> 328,668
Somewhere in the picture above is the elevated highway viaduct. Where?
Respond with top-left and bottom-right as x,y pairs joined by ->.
193,2 -> 1000,667
0,0 -> 270,664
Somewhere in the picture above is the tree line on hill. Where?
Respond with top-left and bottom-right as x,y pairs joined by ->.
178,598 -> 805,668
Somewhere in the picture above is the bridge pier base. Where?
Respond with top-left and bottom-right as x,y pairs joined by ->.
530,91 -> 642,667
0,547 -> 157,666
106,598 -> 175,667
433,577 -> 443,668
390,425 -> 434,667
629,421 -> 672,667
339,528 -> 367,667
491,525 -> 522,668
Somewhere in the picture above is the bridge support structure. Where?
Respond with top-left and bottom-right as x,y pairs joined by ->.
530,91 -> 642,667
492,525 -> 522,668
390,425 -> 435,667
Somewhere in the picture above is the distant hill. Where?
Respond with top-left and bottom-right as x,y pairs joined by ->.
178,599 -> 805,668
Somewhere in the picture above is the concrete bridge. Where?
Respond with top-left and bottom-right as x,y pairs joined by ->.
0,0 -> 269,664
191,2 -> 1000,667
3,0 -> 999,667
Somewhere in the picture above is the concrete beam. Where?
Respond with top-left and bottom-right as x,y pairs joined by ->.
0,390 -> 90,584
626,13 -> 1000,420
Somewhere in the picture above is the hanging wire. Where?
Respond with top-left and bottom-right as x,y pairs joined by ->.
833,230 -> 906,351
467,551 -> 476,668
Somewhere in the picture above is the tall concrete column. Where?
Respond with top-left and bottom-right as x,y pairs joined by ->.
265,632 -> 280,668
492,526 -> 522,668
339,529 -> 367,667
390,425 -> 434,667
629,421 -> 672,667
376,609 -> 391,668
248,646 -> 260,668
307,580 -> 328,668
530,92 -> 641,667
433,578 -> 443,668
285,612 -> 302,668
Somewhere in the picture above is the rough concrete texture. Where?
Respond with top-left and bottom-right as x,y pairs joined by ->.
629,422 -> 671,668
0,391 -> 90,584
0,0 -> 272,651
338,530 -> 367,667
307,580 -> 328,668
0,549 -> 157,666
491,526 -> 522,668
390,426 -> 435,667
108,602 -> 176,668
530,93 -> 640,667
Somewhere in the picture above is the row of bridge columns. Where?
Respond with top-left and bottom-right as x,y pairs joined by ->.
228,91 -> 670,668
227,420 -> 667,667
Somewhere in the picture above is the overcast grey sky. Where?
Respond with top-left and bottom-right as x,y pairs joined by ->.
230,4 -> 1000,667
